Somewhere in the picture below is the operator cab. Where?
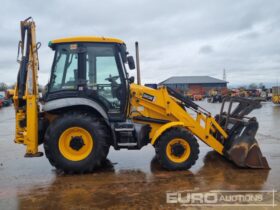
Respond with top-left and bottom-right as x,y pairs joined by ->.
45,36 -> 135,121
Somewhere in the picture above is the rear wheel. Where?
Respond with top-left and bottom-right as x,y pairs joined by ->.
44,112 -> 110,173
155,127 -> 199,170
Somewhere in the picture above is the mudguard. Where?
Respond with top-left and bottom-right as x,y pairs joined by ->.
43,97 -> 108,120
151,122 -> 184,145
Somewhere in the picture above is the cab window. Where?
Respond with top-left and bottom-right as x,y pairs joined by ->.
86,44 -> 123,113
50,44 -> 78,92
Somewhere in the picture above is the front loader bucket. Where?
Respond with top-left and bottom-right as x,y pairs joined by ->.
227,137 -> 270,169
217,97 -> 270,169
225,118 -> 270,169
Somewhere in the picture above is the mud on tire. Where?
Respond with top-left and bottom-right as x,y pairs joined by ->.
155,127 -> 199,170
44,112 -> 110,173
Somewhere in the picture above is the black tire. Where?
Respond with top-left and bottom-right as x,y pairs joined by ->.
155,127 -> 199,170
44,112 -> 110,173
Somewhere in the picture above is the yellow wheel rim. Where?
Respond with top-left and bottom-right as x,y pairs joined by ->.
166,138 -> 191,163
58,127 -> 94,161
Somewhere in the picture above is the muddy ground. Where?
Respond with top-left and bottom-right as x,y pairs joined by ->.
0,101 -> 279,209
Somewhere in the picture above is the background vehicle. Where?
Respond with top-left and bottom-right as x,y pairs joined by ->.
11,18 -> 269,173
272,86 -> 280,104
0,95 -> 12,107
207,94 -> 223,103
207,89 -> 223,103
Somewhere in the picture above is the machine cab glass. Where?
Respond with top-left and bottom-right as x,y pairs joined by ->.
85,43 -> 125,114
48,42 -> 128,120
49,44 -> 78,91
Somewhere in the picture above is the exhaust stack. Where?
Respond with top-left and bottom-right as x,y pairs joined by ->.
135,42 -> 141,85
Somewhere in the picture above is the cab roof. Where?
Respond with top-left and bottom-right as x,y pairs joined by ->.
49,36 -> 125,46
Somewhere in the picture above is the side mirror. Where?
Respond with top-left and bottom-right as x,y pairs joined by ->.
127,56 -> 135,70
128,76 -> 135,84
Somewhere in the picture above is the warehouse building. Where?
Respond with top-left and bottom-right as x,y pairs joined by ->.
159,76 -> 228,96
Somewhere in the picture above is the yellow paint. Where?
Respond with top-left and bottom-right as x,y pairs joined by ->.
151,122 -> 184,145
6,89 -> 14,98
166,138 -> 191,163
51,36 -> 124,45
58,127 -> 94,161
13,19 -> 40,156
129,83 -> 227,155
272,87 -> 280,104
272,96 -> 280,104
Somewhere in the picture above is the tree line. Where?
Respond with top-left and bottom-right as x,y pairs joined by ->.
0,82 -> 45,92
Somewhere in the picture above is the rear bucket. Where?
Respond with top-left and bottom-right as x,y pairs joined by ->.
226,136 -> 270,169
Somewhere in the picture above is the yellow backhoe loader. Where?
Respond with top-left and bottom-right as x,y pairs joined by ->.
11,17 -> 269,173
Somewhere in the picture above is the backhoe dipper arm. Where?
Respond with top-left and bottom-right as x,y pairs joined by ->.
13,17 -> 42,157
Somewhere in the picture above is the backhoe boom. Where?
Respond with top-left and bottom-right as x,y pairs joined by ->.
13,17 -> 42,157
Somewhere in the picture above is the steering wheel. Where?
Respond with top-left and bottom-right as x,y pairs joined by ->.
105,75 -> 122,100
105,75 -> 119,83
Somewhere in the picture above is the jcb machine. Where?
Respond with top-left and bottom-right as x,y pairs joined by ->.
12,18 -> 269,173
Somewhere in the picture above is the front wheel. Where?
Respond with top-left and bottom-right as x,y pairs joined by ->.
155,127 -> 199,170
44,112 -> 110,173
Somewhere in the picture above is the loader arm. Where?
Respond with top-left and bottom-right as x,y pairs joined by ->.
129,83 -> 269,168
129,84 -> 228,154
13,17 -> 42,157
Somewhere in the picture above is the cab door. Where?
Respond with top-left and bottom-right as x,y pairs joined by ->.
84,43 -> 129,121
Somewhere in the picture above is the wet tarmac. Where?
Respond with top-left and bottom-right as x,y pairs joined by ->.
0,101 -> 280,209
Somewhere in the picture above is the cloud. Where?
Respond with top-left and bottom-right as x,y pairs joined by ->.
0,0 -> 280,86
199,45 -> 214,54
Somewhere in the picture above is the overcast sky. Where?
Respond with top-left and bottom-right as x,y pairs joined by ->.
0,0 -> 280,87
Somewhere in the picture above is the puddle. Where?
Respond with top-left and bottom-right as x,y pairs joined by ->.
0,102 -> 279,209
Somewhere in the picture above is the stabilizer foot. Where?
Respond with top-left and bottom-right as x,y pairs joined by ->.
24,152 -> 44,157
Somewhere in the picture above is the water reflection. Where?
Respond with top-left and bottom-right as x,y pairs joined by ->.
273,104 -> 280,115
195,151 -> 269,190
17,151 -> 269,209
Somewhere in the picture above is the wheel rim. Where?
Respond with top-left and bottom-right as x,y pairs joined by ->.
58,127 -> 94,161
166,138 -> 191,163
